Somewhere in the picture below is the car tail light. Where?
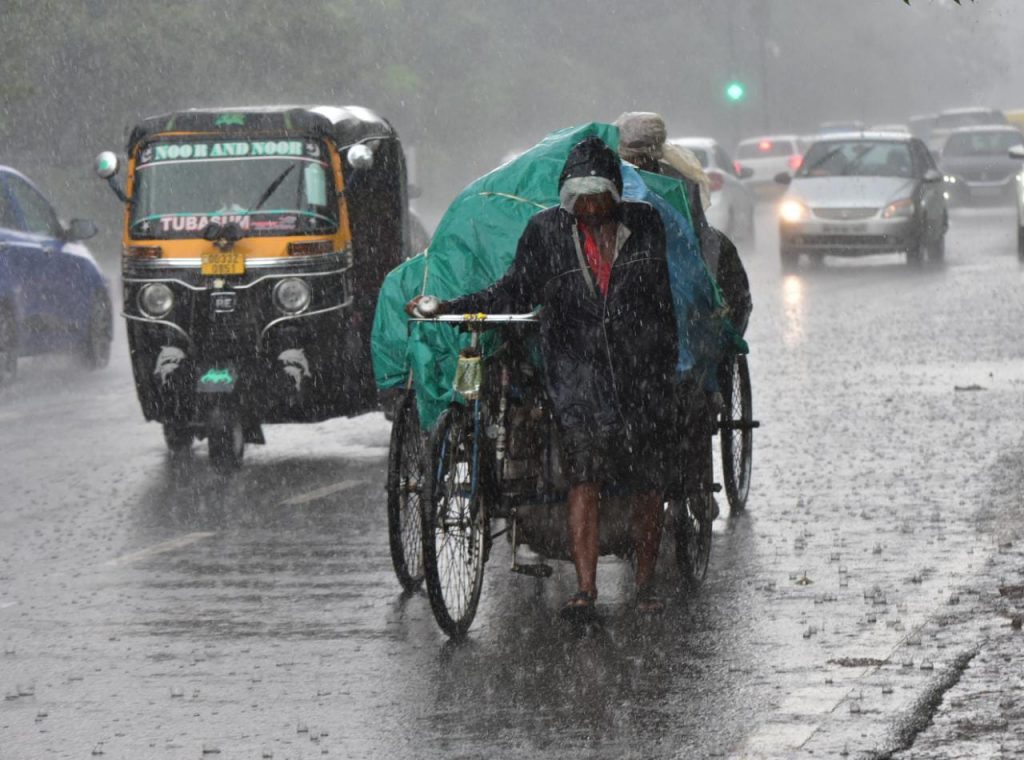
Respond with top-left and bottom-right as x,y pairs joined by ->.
287,240 -> 333,257
733,161 -> 744,176
758,140 -> 773,152
788,155 -> 803,172
124,245 -> 162,259
708,171 -> 725,193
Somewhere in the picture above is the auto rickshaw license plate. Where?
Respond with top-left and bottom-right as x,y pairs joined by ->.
201,251 -> 246,276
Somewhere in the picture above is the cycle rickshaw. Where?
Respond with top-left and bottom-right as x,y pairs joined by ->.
372,123 -> 753,634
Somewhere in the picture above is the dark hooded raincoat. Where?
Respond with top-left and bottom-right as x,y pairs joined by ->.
443,137 -> 678,489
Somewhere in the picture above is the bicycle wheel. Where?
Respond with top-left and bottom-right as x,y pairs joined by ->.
421,404 -> 488,638
386,390 -> 425,593
673,494 -> 713,587
720,353 -> 754,512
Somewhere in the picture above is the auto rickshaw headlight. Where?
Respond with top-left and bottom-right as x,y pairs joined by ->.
347,144 -> 374,171
138,283 -> 174,318
273,278 -> 312,315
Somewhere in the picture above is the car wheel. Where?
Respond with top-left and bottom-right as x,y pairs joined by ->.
927,232 -> 945,263
906,244 -> 924,266
780,245 -> 799,272
76,289 -> 112,370
0,306 -> 17,388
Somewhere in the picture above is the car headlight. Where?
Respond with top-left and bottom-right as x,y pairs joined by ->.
138,283 -> 174,318
944,175 -> 958,184
881,198 -> 915,219
779,199 -> 809,223
273,278 -> 312,315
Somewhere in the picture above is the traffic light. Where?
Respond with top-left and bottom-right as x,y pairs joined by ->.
725,80 -> 746,103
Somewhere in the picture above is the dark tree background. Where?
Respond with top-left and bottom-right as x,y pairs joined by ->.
0,0 -> 1013,260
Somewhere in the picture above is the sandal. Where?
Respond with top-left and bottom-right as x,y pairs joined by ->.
636,586 -> 665,616
559,590 -> 598,624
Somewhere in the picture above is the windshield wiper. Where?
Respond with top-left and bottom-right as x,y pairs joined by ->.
841,145 -> 881,176
800,146 -> 845,176
248,164 -> 296,213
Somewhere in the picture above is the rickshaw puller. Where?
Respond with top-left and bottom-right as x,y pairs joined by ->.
408,136 -> 679,620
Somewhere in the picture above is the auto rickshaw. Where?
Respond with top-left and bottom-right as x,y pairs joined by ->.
96,105 -> 410,469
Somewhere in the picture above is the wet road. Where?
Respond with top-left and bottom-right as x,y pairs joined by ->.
3,206 -> 1024,759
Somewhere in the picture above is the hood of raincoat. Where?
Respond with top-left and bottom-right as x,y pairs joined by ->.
558,136 -> 624,195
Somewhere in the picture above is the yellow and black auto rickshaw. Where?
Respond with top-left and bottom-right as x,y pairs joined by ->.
96,106 -> 410,469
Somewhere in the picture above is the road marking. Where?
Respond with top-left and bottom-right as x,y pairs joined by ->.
280,479 -> 367,507
104,532 -> 217,567
0,601 -> 17,610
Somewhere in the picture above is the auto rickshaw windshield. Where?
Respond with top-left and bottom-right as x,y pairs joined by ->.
129,136 -> 338,239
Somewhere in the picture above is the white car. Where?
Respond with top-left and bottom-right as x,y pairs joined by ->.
735,134 -> 810,199
669,137 -> 755,240
1006,144 -> 1024,259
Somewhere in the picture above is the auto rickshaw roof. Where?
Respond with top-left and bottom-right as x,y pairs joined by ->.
126,105 -> 396,152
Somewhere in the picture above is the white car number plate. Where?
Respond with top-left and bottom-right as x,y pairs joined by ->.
823,223 -> 867,234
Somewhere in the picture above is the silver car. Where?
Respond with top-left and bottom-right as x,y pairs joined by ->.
776,132 -> 947,269
940,125 -> 1023,206
927,107 -> 1007,156
669,137 -> 755,240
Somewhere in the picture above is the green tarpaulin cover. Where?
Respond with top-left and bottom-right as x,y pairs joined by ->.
371,122 -> 742,428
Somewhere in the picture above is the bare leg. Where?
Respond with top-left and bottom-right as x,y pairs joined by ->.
567,482 -> 601,599
631,489 -> 665,593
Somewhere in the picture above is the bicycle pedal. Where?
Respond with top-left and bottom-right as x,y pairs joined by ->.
511,563 -> 553,578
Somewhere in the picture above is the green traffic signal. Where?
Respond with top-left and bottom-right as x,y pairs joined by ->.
725,81 -> 746,102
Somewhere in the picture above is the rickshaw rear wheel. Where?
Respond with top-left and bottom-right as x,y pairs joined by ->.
387,390 -> 425,593
673,494 -> 712,588
422,405 -> 488,638
208,412 -> 244,472
721,354 -> 753,512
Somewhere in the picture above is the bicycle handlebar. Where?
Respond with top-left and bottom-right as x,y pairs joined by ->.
410,313 -> 539,324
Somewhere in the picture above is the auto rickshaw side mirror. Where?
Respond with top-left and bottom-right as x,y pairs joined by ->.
922,169 -> 942,183
95,151 -> 119,179
1009,145 -> 1024,160
95,151 -> 129,203
347,144 -> 374,171
774,172 -> 792,185
65,218 -> 98,242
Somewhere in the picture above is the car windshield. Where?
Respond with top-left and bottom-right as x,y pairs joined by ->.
936,111 -> 1006,130
943,130 -> 1023,157
130,137 -> 337,239
796,140 -> 915,178
737,140 -> 795,159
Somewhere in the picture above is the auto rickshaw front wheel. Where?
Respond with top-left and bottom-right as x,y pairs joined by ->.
163,423 -> 194,455
208,409 -> 244,472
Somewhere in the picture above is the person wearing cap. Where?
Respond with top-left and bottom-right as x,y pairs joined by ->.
614,112 -> 752,334
407,136 -> 677,619
614,112 -> 753,523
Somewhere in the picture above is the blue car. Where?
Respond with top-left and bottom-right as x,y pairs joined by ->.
0,166 -> 112,385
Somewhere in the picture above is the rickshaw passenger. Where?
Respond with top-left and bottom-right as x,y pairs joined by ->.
409,136 -> 678,619
614,111 -> 752,332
